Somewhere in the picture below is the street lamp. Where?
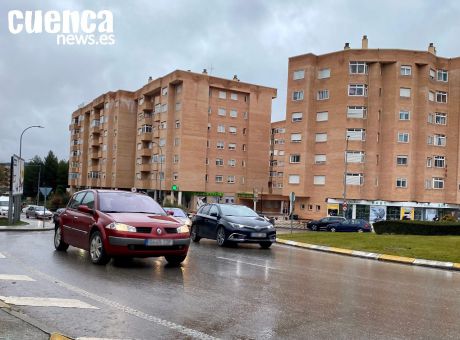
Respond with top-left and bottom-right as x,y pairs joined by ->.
343,135 -> 350,218
20,125 -> 44,159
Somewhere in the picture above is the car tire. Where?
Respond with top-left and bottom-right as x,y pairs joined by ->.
26,214 -> 29,219
216,226 -> 228,247
311,224 -> 318,231
54,226 -> 69,251
330,227 -> 336,232
259,241 -> 272,249
89,231 -> 110,265
190,225 -> 201,243
164,255 -> 187,266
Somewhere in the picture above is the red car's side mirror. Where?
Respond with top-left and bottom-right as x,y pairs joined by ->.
78,205 -> 93,214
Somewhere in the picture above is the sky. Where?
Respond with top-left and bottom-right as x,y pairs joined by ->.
1,0 -> 460,163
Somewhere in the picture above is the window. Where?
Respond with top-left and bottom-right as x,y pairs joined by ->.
435,112 -> 447,125
293,70 -> 305,80
428,91 -> 435,101
399,111 -> 410,120
436,91 -> 447,103
396,178 -> 407,188
314,154 -> 326,164
290,154 -> 301,163
400,88 -> 411,98
216,158 -> 224,166
161,87 -> 168,96
230,109 -> 237,118
217,124 -> 225,133
288,175 -> 300,184
243,111 -> 248,119
218,108 -> 226,116
175,102 -> 181,111
173,173 -> 178,181
242,144 -> 247,151
347,106 -> 367,119
160,121 -> 167,129
227,176 -> 235,184
314,176 -> 326,185
174,138 -> 180,146
434,156 -> 445,168
318,68 -> 331,79
437,70 -> 448,82
400,65 -> 412,76
228,143 -> 236,150
228,126 -> 237,134
175,120 -> 180,128
346,151 -> 365,163
397,155 -> 408,166
315,133 -> 327,142
426,157 -> 432,167
349,61 -> 367,74
291,133 -> 302,143
218,91 -> 226,99
173,155 -> 179,163
317,90 -> 329,100
433,177 -> 444,189
228,159 -> 236,167
429,69 -> 436,80
230,93 -> 238,100
292,91 -> 304,101
346,173 -> 364,185
217,141 -> 224,149
215,175 -> 223,183
397,132 -> 409,143
161,104 -> 168,113
175,84 -> 182,94
434,134 -> 446,146
348,84 -> 368,96
292,112 -> 303,122
347,129 -> 366,141
316,111 -> 328,122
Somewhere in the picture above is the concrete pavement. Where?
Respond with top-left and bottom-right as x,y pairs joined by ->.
0,215 -> 54,231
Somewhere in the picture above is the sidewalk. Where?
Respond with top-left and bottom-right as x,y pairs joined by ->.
0,215 -> 54,231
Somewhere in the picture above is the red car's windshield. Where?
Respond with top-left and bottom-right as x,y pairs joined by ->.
98,192 -> 165,215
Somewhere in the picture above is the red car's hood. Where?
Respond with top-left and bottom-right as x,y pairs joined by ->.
105,213 -> 179,226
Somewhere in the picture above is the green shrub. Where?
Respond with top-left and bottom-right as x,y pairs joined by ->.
373,220 -> 460,235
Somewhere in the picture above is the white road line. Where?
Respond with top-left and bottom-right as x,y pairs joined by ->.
0,253 -> 5,258
78,338 -> 137,340
0,296 -> 98,309
217,256 -> 279,270
0,274 -> 35,281
5,252 -> 218,340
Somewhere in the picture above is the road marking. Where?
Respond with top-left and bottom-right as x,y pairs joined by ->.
0,296 -> 98,309
0,252 -> 5,258
217,256 -> 279,270
0,274 -> 35,281
5,252 -> 218,340
78,338 -> 137,340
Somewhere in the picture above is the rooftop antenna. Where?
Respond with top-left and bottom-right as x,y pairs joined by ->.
208,64 -> 214,75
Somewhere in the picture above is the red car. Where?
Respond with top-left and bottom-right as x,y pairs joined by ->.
54,189 -> 190,265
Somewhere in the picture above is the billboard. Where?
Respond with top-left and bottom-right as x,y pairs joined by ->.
10,155 -> 24,195
370,206 -> 386,223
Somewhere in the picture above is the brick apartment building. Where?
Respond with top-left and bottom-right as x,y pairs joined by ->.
69,70 -> 276,210
279,36 -> 460,221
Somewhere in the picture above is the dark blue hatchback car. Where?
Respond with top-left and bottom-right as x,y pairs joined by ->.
326,219 -> 371,232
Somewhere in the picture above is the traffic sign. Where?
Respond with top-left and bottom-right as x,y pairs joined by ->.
343,201 -> 348,211
39,187 -> 52,197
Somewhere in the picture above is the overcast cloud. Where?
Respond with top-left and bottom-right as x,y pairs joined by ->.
1,0 -> 460,162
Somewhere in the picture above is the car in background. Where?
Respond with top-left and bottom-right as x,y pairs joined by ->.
306,216 -> 346,231
191,204 -> 276,248
326,219 -> 372,232
22,204 -> 38,213
53,208 -> 66,224
163,207 -> 192,228
0,196 -> 9,216
54,189 -> 190,265
25,205 -> 53,219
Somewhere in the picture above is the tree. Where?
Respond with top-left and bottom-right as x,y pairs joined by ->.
23,156 -> 43,200
43,151 -> 59,190
56,160 -> 69,194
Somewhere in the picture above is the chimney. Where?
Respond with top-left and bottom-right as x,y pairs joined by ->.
428,43 -> 436,55
147,76 -> 153,83
202,69 -> 208,74
233,75 -> 240,81
362,35 -> 368,49
344,42 -> 350,50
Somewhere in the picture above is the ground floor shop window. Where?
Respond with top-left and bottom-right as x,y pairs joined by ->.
356,205 -> 370,220
387,206 -> 400,220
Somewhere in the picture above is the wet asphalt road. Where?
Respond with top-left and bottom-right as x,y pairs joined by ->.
1,230 -> 460,339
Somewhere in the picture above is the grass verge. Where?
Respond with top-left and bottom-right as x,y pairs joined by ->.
0,218 -> 29,227
278,232 -> 460,263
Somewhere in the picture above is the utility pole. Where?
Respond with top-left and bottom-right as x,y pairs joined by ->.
343,135 -> 350,218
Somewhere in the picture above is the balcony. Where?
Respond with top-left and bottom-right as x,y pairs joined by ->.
153,130 -> 160,138
90,151 -> 100,159
138,148 -> 151,157
135,179 -> 150,189
139,163 -> 151,172
139,100 -> 153,111
90,139 -> 99,147
87,178 -> 100,187
140,132 -> 153,141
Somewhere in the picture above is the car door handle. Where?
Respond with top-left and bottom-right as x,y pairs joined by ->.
74,216 -> 78,219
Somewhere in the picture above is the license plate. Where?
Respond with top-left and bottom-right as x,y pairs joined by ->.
145,239 -> 173,246
251,232 -> 266,238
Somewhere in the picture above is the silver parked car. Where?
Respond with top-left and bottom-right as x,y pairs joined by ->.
25,205 -> 53,219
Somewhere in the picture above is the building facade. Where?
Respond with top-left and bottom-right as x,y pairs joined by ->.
69,70 -> 276,210
281,37 -> 460,221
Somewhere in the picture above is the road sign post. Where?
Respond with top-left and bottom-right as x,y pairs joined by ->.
289,192 -> 296,234
39,187 -> 52,228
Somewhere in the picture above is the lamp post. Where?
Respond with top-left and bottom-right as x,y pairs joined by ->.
19,125 -> 44,159
343,135 -> 350,218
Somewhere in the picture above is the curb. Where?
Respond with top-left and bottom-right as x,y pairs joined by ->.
0,227 -> 54,232
276,238 -> 460,271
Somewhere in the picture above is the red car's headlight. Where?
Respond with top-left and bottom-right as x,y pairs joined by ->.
106,222 -> 136,232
